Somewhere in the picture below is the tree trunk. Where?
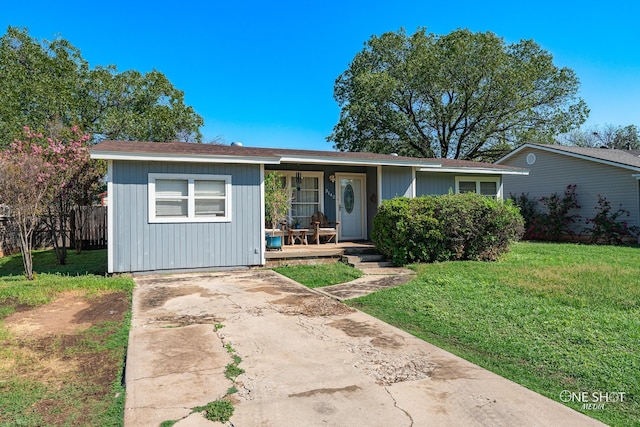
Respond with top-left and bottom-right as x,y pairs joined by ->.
18,220 -> 34,280
45,205 -> 68,265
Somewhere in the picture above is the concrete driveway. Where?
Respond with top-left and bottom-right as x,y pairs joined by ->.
124,270 -> 604,427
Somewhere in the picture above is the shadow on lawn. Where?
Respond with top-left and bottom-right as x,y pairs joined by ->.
0,249 -> 108,277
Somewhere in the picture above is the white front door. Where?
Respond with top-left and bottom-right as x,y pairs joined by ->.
336,174 -> 366,241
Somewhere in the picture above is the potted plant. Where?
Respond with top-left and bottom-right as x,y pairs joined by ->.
264,171 -> 291,250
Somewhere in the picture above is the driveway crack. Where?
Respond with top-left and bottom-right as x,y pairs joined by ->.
384,386 -> 414,426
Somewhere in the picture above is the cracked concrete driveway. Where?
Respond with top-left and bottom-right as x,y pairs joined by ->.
124,270 -> 604,427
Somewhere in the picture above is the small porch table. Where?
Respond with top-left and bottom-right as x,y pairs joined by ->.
287,228 -> 310,245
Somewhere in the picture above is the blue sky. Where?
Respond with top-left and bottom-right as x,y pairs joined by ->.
3,1 -> 639,150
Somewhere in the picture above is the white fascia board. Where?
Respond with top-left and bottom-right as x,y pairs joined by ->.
278,155 -> 442,168
418,167 -> 529,175
91,151 -> 281,165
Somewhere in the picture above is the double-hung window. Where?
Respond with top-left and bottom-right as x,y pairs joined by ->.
455,176 -> 501,198
149,173 -> 232,223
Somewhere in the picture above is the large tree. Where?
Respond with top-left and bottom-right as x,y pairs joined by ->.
558,124 -> 639,150
0,131 -> 53,280
0,26 -> 203,146
329,28 -> 589,161
0,126 -> 105,275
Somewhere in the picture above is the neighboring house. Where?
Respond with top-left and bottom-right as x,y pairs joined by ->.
91,140 -> 527,273
496,143 -> 640,237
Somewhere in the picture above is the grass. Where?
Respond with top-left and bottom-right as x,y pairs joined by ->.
348,242 -> 639,427
0,248 -> 108,276
0,249 -> 134,427
274,261 -> 363,288
0,250 -> 127,315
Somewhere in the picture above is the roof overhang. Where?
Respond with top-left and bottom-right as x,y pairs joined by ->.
90,150 -> 444,168
90,142 -> 525,173
90,150 -> 282,165
278,155 -> 441,168
417,166 -> 528,175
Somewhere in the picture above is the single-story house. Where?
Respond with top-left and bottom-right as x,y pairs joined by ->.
496,143 -> 640,237
91,140 -> 528,273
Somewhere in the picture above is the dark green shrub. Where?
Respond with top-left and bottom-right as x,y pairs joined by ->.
372,193 -> 524,265
510,192 -> 538,234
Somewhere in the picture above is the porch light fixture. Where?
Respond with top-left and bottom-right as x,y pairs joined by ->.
329,174 -> 336,183
295,171 -> 302,185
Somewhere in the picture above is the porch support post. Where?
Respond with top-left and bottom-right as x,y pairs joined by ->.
411,167 -> 416,198
377,165 -> 383,205
260,163 -> 266,265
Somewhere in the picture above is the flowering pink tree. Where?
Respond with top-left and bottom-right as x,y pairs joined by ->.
0,132 -> 52,279
37,126 -> 104,264
0,126 -> 104,277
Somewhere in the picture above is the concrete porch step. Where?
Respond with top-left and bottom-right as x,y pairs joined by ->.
353,261 -> 396,269
355,253 -> 387,263
342,254 -> 395,269
342,246 -> 378,256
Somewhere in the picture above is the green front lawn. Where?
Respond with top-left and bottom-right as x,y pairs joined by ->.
349,242 -> 639,426
274,262 -> 363,288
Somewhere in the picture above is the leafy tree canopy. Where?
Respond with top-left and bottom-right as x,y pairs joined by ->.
558,124 -> 639,150
329,28 -> 589,161
0,26 -> 204,147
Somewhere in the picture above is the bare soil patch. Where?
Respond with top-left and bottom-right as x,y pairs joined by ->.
5,291 -> 128,336
0,291 -> 130,426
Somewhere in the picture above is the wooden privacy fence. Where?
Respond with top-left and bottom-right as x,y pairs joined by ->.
0,206 -> 107,257
70,206 -> 108,250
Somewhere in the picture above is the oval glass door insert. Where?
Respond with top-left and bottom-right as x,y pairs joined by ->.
344,183 -> 355,214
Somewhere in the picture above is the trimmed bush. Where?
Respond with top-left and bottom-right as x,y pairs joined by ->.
372,193 -> 524,265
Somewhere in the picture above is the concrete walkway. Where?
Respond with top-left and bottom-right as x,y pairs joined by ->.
124,270 -> 605,427
318,251 -> 415,300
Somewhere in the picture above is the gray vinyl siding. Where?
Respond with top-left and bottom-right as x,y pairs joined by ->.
111,160 -> 262,272
416,172 -> 456,195
381,166 -> 413,199
501,148 -> 640,230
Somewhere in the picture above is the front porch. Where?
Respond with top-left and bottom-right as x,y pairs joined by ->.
265,241 -> 376,267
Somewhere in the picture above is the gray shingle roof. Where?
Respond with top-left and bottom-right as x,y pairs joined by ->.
91,140 -> 526,172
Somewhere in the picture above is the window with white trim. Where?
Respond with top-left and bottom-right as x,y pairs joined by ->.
269,171 -> 324,228
148,173 -> 232,223
455,176 -> 501,198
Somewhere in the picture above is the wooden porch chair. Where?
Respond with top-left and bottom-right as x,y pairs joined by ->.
311,211 -> 340,244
